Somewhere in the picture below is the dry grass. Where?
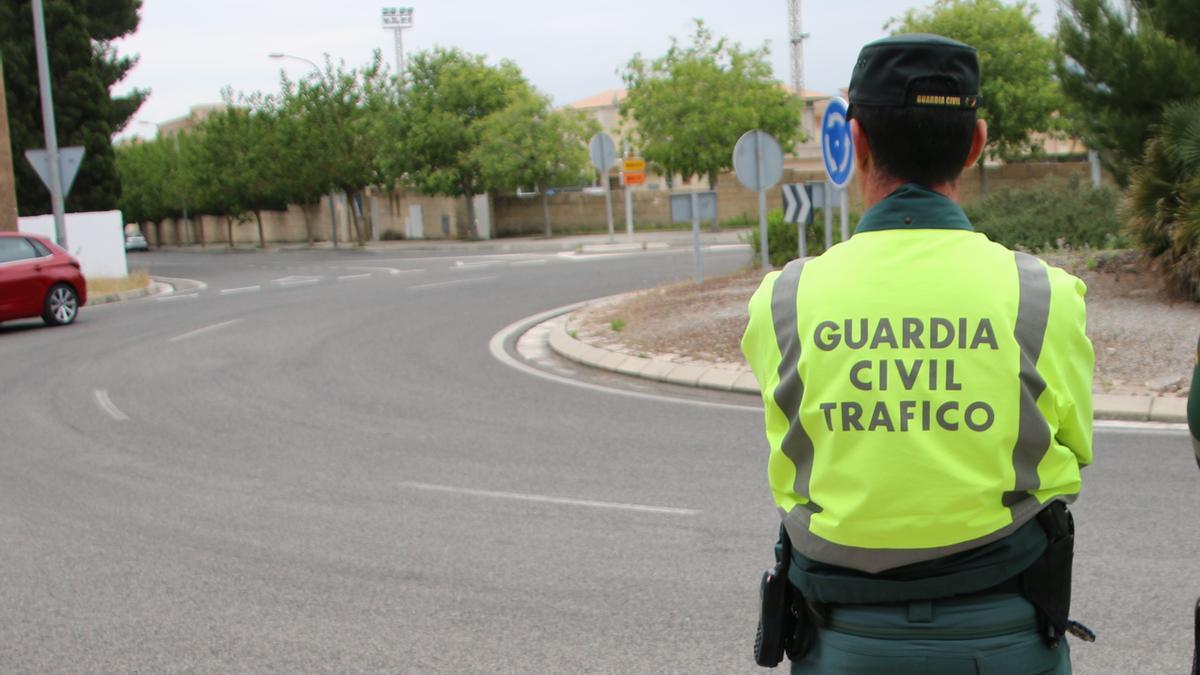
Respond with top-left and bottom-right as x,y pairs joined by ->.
87,269 -> 150,295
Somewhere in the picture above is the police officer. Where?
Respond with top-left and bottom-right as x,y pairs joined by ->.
741,34 -> 1094,674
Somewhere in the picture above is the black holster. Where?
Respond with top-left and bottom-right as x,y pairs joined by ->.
754,529 -> 817,668
1019,502 -> 1075,648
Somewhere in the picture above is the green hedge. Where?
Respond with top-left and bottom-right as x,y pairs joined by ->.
964,175 -> 1125,252
742,208 -> 855,268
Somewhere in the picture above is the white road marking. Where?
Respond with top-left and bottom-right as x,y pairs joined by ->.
219,286 -> 261,296
157,293 -> 199,302
94,389 -> 129,421
273,275 -> 321,287
337,274 -> 371,281
409,276 -> 498,291
399,482 -> 699,516
511,259 -> 548,267
347,266 -> 422,277
707,244 -> 752,252
490,303 -> 762,413
451,260 -> 504,270
168,319 -> 241,344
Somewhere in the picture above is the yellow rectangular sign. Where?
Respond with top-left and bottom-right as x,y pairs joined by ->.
623,158 -> 646,172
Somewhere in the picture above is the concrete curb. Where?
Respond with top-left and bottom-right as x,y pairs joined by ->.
548,303 -> 1188,424
86,280 -> 170,306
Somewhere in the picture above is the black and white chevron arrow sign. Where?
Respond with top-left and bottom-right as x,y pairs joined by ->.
782,183 -> 812,224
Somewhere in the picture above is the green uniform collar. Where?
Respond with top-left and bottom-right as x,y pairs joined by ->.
855,183 -> 973,234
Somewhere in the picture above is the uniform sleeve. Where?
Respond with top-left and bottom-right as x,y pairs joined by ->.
1044,268 -> 1094,468
740,271 -> 782,398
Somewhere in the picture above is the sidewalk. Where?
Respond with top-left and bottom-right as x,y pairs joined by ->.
544,308 -> 1189,425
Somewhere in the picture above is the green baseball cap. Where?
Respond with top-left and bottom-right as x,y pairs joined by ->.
848,34 -> 980,109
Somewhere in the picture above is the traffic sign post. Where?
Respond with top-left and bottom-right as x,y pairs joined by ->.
590,133 -> 617,244
669,191 -> 717,285
622,153 -> 644,240
733,130 -> 784,270
822,97 -> 855,251
782,183 -> 812,258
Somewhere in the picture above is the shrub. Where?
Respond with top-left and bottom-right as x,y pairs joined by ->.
743,208 -> 853,268
1125,100 -> 1200,299
963,175 -> 1124,252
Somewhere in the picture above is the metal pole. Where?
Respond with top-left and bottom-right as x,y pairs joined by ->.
1088,150 -> 1102,188
823,180 -> 833,250
31,0 -> 66,249
623,141 -> 633,240
604,171 -> 615,244
329,191 -> 338,248
757,135 -> 769,270
798,211 -> 807,260
691,192 -> 702,285
839,187 -> 850,243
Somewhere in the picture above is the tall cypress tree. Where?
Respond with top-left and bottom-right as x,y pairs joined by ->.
0,0 -> 145,216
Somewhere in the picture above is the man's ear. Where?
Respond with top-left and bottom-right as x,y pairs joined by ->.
964,119 -> 988,169
850,119 -> 871,175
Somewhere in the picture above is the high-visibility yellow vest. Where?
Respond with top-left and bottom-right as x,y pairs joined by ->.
741,193 -> 1093,574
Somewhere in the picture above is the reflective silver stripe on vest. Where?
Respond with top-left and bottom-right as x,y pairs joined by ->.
777,251 -> 1063,575
770,258 -> 820,512
1002,251 -> 1053,525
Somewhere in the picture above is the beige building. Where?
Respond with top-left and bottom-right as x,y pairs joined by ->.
565,86 -> 838,186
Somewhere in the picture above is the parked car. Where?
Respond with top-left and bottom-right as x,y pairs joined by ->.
0,232 -> 87,326
125,229 -> 149,251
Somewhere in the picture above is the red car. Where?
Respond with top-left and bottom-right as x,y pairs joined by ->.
0,232 -> 87,326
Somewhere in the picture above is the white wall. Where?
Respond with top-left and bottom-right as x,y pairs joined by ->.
18,210 -> 129,279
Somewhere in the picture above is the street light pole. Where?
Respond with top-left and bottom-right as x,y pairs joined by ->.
268,52 -> 337,248
31,0 -> 67,248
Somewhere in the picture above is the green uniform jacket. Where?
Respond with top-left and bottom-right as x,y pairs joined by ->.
742,185 -> 1094,574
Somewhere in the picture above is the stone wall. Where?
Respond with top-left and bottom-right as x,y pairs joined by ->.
133,160 -> 1109,246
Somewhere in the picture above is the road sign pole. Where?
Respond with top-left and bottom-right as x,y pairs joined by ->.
31,0 -> 67,249
756,140 -> 769,270
840,187 -> 850,242
623,141 -> 634,240
824,181 -> 833,250
604,174 -> 615,244
691,192 -> 702,285
799,205 -> 807,259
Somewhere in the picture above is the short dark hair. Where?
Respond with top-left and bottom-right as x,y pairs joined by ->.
848,79 -> 978,187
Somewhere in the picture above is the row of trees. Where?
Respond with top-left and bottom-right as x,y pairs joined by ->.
117,49 -> 599,244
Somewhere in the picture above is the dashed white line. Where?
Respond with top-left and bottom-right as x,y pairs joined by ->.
168,319 -> 241,344
219,286 -> 261,296
273,276 -> 321,287
451,260 -> 503,271
94,389 -> 129,421
348,266 -> 423,277
399,482 -> 699,516
157,293 -> 199,303
511,259 -> 548,267
409,276 -> 498,291
338,274 -> 371,281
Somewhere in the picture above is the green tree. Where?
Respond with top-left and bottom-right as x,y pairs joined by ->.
620,20 -> 804,189
1058,0 -> 1200,185
0,0 -> 146,215
386,47 -> 530,239
1125,99 -> 1200,297
890,0 -> 1062,195
265,54 -> 397,245
474,90 -> 598,236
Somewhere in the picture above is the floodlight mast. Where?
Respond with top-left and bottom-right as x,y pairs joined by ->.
381,7 -> 414,81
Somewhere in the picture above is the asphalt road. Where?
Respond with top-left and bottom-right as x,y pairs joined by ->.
0,243 -> 1197,673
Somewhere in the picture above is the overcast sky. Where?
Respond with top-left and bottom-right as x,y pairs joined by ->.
112,0 -> 1062,139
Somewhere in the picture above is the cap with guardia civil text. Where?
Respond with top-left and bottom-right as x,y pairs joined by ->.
848,34 -> 980,110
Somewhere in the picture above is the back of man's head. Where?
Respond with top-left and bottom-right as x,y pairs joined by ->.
848,34 -> 981,188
